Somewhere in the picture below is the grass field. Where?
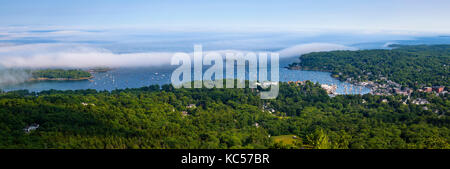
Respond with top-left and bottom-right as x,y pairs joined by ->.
272,135 -> 300,145
272,135 -> 315,149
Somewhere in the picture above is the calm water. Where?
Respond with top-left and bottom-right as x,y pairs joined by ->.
2,35 -> 449,94
1,59 -> 371,95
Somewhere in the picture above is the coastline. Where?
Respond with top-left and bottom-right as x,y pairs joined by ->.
28,76 -> 94,82
286,65 -> 380,95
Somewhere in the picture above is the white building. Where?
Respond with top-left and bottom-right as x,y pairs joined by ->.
24,124 -> 39,133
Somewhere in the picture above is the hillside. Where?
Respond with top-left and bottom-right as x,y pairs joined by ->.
0,82 -> 448,149
288,45 -> 450,88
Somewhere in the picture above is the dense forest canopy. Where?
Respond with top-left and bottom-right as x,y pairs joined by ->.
31,69 -> 92,79
289,45 -> 450,88
0,82 -> 448,149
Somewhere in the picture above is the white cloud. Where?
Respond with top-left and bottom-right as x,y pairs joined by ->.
383,42 -> 398,48
0,42 -> 356,68
0,44 -> 174,68
277,43 -> 357,57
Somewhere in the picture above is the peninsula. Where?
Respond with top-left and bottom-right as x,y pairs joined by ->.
288,44 -> 449,95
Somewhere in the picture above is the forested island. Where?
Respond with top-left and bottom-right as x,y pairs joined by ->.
30,69 -> 93,81
0,81 -> 448,149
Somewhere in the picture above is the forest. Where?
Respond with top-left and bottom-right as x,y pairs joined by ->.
0,81 -> 448,149
288,45 -> 450,88
1,45 -> 448,149
31,69 -> 92,79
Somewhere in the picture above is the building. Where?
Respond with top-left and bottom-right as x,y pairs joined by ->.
186,104 -> 196,109
433,86 -> 445,93
412,98 -> 429,105
81,102 -> 95,106
394,87 -> 413,95
262,103 -> 275,113
320,84 -> 337,94
394,88 -> 406,95
424,87 -> 433,93
255,81 -> 279,88
295,80 -> 305,85
24,124 -> 39,133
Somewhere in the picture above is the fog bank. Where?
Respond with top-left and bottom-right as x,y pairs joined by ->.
0,43 -> 356,68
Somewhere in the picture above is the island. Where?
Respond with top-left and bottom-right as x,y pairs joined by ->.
87,67 -> 113,73
29,69 -> 93,81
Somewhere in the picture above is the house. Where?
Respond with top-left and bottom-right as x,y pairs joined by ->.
407,88 -> 413,93
262,103 -> 276,113
424,87 -> 433,93
320,84 -> 337,94
433,86 -> 445,93
412,98 -> 429,105
186,104 -> 196,109
295,80 -> 306,86
255,81 -> 279,88
81,102 -> 95,106
394,88 -> 406,95
394,88 -> 413,96
181,111 -> 189,116
24,124 -> 39,133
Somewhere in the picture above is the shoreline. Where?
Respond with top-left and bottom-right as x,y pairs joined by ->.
27,76 -> 94,82
286,66 -> 373,95
4,68 -> 371,94
286,65 -> 414,96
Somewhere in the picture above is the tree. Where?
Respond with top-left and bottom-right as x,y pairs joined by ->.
307,129 -> 331,149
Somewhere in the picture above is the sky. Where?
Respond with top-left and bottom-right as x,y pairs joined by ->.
0,0 -> 449,33
0,0 -> 449,69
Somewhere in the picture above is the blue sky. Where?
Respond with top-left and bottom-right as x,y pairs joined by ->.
0,0 -> 449,33
1,0 -> 450,68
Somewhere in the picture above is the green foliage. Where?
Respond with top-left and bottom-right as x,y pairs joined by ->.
32,69 -> 92,79
289,45 -> 450,88
306,129 -> 331,149
0,83 -> 448,149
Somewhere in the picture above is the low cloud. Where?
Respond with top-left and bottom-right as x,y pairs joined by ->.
0,42 -> 356,68
0,68 -> 31,86
0,43 -> 174,68
383,42 -> 398,48
277,43 -> 357,58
